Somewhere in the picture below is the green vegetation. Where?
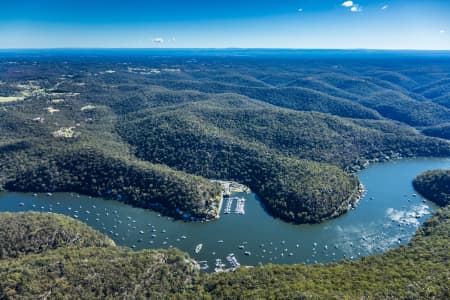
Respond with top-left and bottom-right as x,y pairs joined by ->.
358,91 -> 449,126
1,50 -> 450,299
119,96 -> 449,222
0,90 -> 221,221
0,54 -> 449,224
147,70 -> 450,127
1,197 -> 450,299
0,247 -> 200,300
0,212 -> 115,259
0,213 -> 200,299
413,169 -> 450,206
422,124 -> 450,140
146,80 -> 384,120
5,148 -> 221,220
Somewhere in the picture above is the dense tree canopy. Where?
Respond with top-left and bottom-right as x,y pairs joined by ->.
413,169 -> 450,207
1,53 -> 449,223
1,52 -> 450,299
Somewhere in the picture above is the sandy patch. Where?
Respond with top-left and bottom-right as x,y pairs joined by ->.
52,127 -> 79,138
0,96 -> 24,103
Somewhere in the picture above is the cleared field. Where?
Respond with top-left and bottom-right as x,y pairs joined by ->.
0,96 -> 24,103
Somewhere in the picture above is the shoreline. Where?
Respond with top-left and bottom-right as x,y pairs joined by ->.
4,156 -> 446,224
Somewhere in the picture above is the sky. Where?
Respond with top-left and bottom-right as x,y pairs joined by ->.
0,0 -> 449,49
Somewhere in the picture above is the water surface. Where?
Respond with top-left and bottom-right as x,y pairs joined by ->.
0,158 -> 448,269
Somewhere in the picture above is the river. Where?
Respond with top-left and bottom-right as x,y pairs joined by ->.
0,158 -> 448,270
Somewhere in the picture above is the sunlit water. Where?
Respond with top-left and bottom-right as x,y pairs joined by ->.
0,158 -> 448,269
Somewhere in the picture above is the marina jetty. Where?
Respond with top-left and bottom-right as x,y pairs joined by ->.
211,180 -> 251,219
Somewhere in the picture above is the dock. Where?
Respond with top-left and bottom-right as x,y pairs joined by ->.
235,198 -> 245,215
224,197 -> 233,214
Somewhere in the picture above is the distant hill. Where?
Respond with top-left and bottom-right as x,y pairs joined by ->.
422,124 -> 450,140
434,93 -> 450,108
413,78 -> 450,99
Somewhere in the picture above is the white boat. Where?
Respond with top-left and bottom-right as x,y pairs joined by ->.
195,243 -> 203,253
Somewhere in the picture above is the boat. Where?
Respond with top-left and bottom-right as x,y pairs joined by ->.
198,260 -> 209,270
226,253 -> 240,268
195,243 -> 203,253
234,197 -> 246,214
224,197 -> 233,214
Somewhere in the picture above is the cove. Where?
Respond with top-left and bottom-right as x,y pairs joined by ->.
0,157 -> 448,269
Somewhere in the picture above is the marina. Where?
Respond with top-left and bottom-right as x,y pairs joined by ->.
0,158 -> 448,272
223,196 -> 246,215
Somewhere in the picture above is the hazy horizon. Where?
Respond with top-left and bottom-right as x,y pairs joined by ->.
1,0 -> 449,50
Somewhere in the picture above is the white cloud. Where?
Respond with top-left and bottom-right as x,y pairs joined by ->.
152,38 -> 164,44
381,5 -> 389,10
350,5 -> 362,12
440,29 -> 446,34
342,1 -> 353,7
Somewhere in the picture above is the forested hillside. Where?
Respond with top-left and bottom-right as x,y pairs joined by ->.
422,124 -> 450,140
1,50 -> 450,299
413,169 -> 450,206
0,213 -> 200,299
1,193 -> 449,299
118,96 -> 449,222
1,50 -> 449,223
0,212 -> 115,259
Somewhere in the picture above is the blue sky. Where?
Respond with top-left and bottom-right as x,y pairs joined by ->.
0,0 -> 449,49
